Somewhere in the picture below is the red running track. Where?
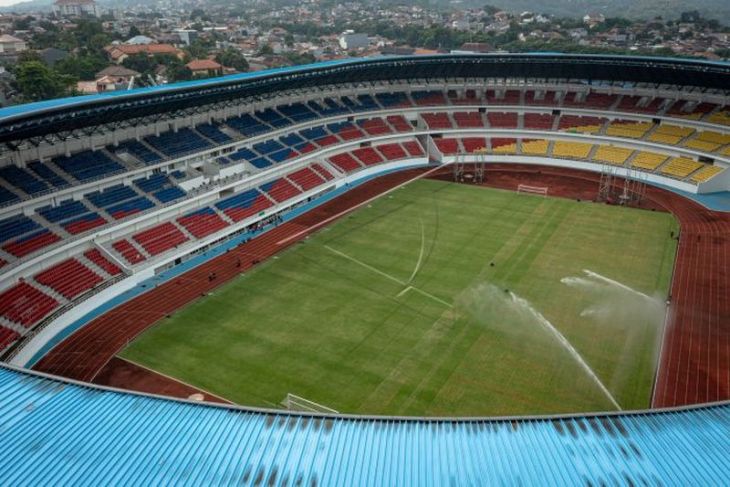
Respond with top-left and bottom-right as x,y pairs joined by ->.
34,164 -> 730,408
33,169 -> 427,382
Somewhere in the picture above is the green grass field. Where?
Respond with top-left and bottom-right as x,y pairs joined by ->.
122,179 -> 678,416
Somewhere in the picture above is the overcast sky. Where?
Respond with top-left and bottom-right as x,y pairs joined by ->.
0,0 -> 35,8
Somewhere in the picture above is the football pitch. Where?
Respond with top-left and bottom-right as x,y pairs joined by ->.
121,178 -> 679,416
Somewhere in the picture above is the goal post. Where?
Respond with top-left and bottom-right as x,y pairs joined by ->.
517,184 -> 548,197
282,393 -> 339,414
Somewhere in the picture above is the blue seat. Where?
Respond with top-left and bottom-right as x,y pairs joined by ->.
145,128 -> 212,159
0,165 -> 48,196
0,186 -> 19,206
114,140 -> 163,165
153,187 -> 186,203
28,161 -> 69,188
38,200 -> 89,223
225,114 -> 270,136
86,184 -> 138,208
54,150 -> 124,182
0,214 -> 41,243
196,123 -> 232,144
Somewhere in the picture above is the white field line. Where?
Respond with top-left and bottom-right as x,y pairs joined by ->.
275,165 -> 443,246
407,218 -> 426,284
324,245 -> 452,308
583,269 -> 654,301
409,287 -> 453,309
325,245 -> 404,285
396,285 -> 412,297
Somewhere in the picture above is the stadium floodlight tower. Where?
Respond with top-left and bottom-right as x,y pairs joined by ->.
453,147 -> 487,183
619,158 -> 648,206
597,163 -> 616,202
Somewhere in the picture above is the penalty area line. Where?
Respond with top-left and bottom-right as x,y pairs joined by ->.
325,246 -> 452,309
275,165 -> 443,247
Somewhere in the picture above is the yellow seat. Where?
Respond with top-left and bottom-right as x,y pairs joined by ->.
593,146 -> 633,165
654,124 -> 694,137
552,141 -> 593,159
607,121 -> 653,139
690,165 -> 725,183
492,143 -> 518,154
660,157 -> 703,178
683,139 -> 721,152
521,139 -> 549,155
632,152 -> 667,170
648,133 -> 683,145
707,110 -> 730,126
695,130 -> 730,145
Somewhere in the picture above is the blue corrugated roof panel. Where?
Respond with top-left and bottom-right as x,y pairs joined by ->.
0,364 -> 726,484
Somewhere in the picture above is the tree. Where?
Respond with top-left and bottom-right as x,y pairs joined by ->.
122,54 -> 156,75
128,25 -> 142,38
14,61 -> 75,102
55,53 -> 108,81
257,44 -> 274,56
215,48 -> 249,72
166,62 -> 193,82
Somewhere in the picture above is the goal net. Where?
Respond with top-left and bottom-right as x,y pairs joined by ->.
281,393 -> 339,414
517,184 -> 548,197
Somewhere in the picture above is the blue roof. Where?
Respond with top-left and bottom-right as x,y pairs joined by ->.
1,53 -> 728,124
0,364 -> 727,484
0,58 -> 355,123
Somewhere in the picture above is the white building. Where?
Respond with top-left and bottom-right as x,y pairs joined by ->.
339,31 -> 369,50
53,0 -> 100,18
172,29 -> 198,46
0,34 -> 26,54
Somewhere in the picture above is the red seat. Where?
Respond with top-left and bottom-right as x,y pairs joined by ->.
112,239 -> 146,265
84,248 -> 122,276
0,282 -> 58,327
35,258 -> 104,299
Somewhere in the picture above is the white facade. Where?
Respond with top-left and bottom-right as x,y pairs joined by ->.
339,31 -> 369,50
53,0 -> 100,18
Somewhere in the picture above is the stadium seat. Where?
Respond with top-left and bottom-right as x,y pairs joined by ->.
487,112 -> 518,128
215,189 -> 273,222
0,282 -> 58,327
177,208 -> 229,239
133,222 -> 188,256
329,153 -> 363,173
54,150 -> 124,182
287,167 -> 326,191
593,146 -> 633,166
631,151 -> 667,171
660,157 -> 703,179
552,141 -> 593,159
521,139 -> 550,156
112,239 -> 146,265
35,258 -> 104,299
84,248 -> 122,276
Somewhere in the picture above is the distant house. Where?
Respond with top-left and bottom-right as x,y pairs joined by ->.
125,35 -> 154,45
0,34 -> 27,55
172,29 -> 198,46
39,48 -> 69,66
95,66 -> 139,85
583,13 -> 606,27
53,0 -> 100,17
104,43 -> 183,64
186,59 -> 223,78
339,31 -> 369,50
77,66 -> 140,94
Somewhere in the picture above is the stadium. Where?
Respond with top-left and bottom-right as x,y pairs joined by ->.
0,54 -> 728,482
